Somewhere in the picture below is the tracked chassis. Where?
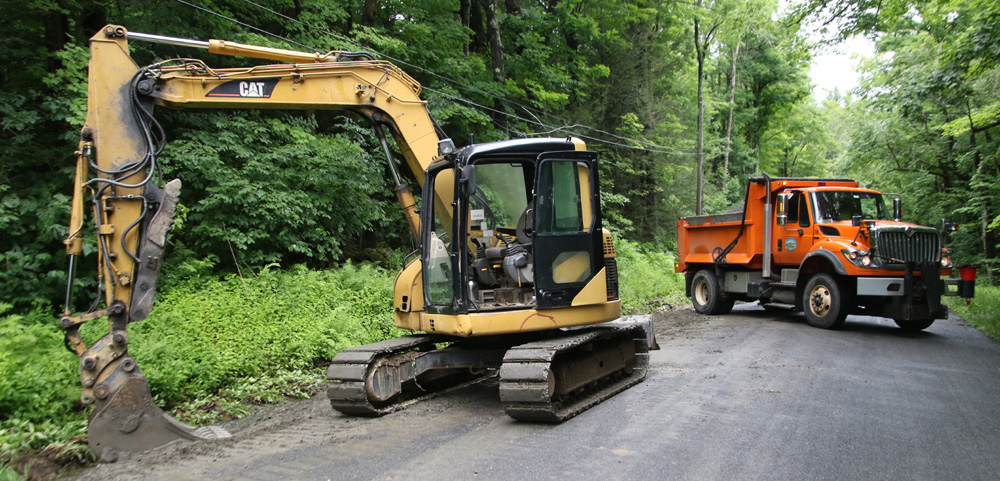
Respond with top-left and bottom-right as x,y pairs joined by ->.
326,323 -> 651,421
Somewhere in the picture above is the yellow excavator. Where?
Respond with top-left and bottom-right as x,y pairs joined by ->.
62,25 -> 655,462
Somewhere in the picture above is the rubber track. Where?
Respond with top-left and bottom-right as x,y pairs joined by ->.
326,334 -> 490,416
326,334 -> 443,416
498,326 -> 650,422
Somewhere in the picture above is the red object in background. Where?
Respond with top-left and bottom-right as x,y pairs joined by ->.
957,265 -> 979,305
959,265 -> 979,281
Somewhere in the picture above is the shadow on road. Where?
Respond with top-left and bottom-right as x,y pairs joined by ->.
727,301 -> 945,340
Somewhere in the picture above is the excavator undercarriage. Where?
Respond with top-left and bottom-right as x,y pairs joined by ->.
327,323 -> 651,421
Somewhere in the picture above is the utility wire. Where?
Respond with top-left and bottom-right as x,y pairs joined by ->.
174,0 -> 695,155
423,86 -> 695,155
173,0 -> 319,52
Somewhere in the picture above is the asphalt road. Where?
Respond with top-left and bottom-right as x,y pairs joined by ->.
72,306 -> 1000,481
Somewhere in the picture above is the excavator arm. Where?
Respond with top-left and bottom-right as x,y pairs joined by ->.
61,25 -> 450,461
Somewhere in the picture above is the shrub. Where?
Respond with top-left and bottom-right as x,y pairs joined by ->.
615,241 -> 687,314
950,285 -> 1000,342
124,262 -> 404,406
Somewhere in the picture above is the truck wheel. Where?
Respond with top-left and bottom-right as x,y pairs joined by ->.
803,273 -> 848,329
893,319 -> 934,331
691,270 -> 732,315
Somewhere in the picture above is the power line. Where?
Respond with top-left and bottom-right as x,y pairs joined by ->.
422,86 -> 696,155
173,0 -> 318,51
173,0 -> 695,155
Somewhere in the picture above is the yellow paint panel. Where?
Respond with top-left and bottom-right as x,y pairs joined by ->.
571,268 -> 608,306
393,259 -> 423,313
417,301 -> 621,337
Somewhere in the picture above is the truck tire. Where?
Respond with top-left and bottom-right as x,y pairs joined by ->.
893,319 -> 934,331
691,270 -> 734,315
803,273 -> 848,329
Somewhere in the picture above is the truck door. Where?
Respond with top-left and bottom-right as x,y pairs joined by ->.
772,190 -> 814,268
532,152 -> 603,309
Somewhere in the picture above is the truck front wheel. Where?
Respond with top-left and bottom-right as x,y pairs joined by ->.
691,270 -> 734,315
803,273 -> 849,329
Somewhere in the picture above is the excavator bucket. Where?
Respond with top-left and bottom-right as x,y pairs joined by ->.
86,357 -> 230,462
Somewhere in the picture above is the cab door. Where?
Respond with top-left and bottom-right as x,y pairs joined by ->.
532,152 -> 603,309
772,190 -> 814,268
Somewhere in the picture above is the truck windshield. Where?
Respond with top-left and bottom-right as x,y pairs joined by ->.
811,191 -> 888,223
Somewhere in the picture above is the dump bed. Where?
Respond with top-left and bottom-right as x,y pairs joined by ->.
676,208 -> 764,272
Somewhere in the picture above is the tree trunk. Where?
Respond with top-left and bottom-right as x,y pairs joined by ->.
361,0 -> 378,27
482,0 -> 505,84
42,8 -> 67,52
723,40 -> 741,182
460,0 -> 472,57
984,207 -> 997,265
470,0 -> 487,55
695,19 -> 705,215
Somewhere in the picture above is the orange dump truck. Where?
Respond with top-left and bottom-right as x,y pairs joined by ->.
675,175 -> 977,330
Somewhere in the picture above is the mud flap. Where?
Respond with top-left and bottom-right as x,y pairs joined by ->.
88,360 -> 230,462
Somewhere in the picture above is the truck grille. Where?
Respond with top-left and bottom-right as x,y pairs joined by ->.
874,228 -> 941,263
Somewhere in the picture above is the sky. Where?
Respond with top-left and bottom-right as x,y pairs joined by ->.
807,35 -> 876,103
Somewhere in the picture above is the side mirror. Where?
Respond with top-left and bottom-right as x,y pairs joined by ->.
776,192 -> 792,226
893,197 -> 902,221
852,215 -> 863,227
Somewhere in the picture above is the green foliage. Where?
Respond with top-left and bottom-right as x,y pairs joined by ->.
949,286 -> 1000,342
0,418 -> 90,464
159,112 -> 392,267
169,368 -> 322,425
0,304 -> 81,424
0,303 -> 91,465
1,0 -> 843,315
0,262 -> 402,463
127,263 -> 402,406
0,464 -> 24,481
616,241 -> 687,314
0,41 -> 95,311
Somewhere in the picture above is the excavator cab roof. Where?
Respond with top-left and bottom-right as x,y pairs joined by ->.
450,137 -> 585,167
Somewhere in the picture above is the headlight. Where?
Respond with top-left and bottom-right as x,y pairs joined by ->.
841,249 -> 875,268
941,253 -> 952,268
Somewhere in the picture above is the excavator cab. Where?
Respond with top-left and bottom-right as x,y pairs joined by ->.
419,139 -> 607,316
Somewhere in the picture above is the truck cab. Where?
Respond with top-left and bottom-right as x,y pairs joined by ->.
676,176 -> 974,331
